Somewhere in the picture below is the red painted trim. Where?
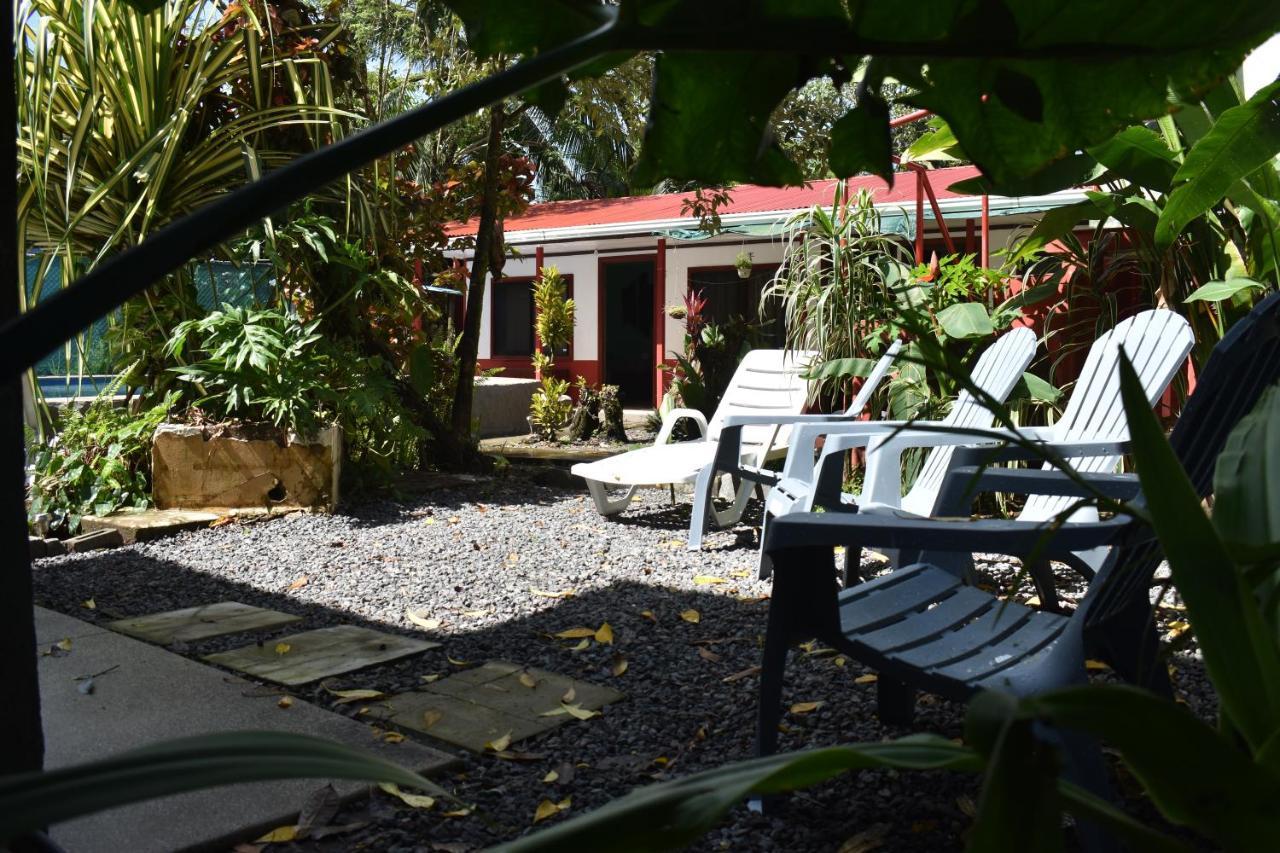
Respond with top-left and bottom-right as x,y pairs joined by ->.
980,194 -> 991,269
965,219 -> 976,255
489,273 -> 574,361
914,170 -> 925,264
889,108 -> 931,128
655,238 -> 667,404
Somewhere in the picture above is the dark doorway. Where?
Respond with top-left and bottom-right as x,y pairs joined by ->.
601,259 -> 655,407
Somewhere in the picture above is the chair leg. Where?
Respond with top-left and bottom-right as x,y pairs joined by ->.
1098,607 -> 1174,699
712,479 -> 754,529
687,464 -> 718,550
755,622 -> 790,760
1049,726 -> 1119,853
1027,558 -> 1064,614
585,479 -> 639,516
875,675 -> 916,726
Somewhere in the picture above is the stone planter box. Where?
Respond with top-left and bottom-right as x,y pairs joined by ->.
152,423 -> 341,512
473,376 -> 539,438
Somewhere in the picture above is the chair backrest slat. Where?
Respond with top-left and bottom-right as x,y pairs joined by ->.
709,349 -> 815,445
1018,310 -> 1194,523
901,327 -> 1037,515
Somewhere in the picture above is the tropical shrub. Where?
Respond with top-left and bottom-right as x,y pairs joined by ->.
529,267 -> 575,439
26,391 -> 173,535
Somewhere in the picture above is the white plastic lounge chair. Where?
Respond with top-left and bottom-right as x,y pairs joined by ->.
803,308 -> 1194,597
570,349 -> 817,519
681,339 -> 904,549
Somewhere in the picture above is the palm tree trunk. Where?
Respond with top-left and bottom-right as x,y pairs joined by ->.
450,103 -> 506,440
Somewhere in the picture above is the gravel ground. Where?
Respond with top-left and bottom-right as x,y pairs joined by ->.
31,468 -> 1213,852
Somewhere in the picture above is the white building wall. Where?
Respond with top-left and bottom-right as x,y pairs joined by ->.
661,238 -> 789,355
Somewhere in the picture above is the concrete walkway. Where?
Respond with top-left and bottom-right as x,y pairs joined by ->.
35,607 -> 457,853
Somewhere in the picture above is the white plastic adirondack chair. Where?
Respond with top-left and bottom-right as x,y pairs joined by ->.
803,309 -> 1194,590
765,326 -> 1039,519
570,349 -> 816,518
683,339 -> 904,549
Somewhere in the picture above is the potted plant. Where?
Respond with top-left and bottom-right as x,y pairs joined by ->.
735,250 -> 754,279
155,306 -> 342,511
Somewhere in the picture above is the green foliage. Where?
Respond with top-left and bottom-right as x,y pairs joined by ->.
533,266 -> 575,358
26,391 -> 173,535
165,306 -> 332,437
530,376 -> 572,441
0,731 -> 437,841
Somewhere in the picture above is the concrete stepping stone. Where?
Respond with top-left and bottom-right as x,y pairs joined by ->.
109,601 -> 302,645
81,508 -> 220,544
206,624 -> 439,686
368,661 -> 624,752
35,607 -> 457,853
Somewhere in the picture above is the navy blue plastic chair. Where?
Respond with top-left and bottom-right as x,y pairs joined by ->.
755,293 -> 1280,844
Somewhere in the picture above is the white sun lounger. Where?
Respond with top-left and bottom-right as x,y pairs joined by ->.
570,349 -> 816,519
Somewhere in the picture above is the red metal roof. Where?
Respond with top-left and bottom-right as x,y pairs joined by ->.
446,165 -> 982,237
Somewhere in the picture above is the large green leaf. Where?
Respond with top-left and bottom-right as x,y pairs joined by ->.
0,732 -> 436,839
1212,384 -> 1280,563
446,0 -> 614,57
1183,278 -> 1267,304
1118,355 -> 1280,751
494,738 -> 980,852
829,95 -> 892,182
1007,200 -> 1101,264
936,302 -> 995,339
1086,126 -> 1179,193
1010,372 -> 1062,404
1157,80 -> 1280,249
1028,685 -> 1280,849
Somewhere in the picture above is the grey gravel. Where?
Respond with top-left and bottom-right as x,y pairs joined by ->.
32,468 -> 1213,852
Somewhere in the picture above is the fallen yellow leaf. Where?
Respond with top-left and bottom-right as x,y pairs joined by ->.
729,570 -> 750,578
611,657 -> 628,676
693,575 -> 728,585
659,539 -> 684,548
324,687 -> 385,704
441,807 -> 473,818
854,674 -> 878,685
288,576 -> 309,591
680,609 -> 701,624
562,687 -> 576,703
277,696 -> 294,709
518,672 -> 538,688
406,610 -> 442,630
533,797 -> 571,823
1166,620 -> 1192,640
422,709 -> 443,728
594,623 -> 614,644
80,598 -> 96,610
834,656 -> 847,667
1085,660 -> 1112,672
448,516 -> 460,524
256,825 -> 299,843
383,731 -> 405,744
790,701 -> 823,714
485,731 -> 513,752
569,638 -> 590,652
540,703 -> 600,721
379,782 -> 435,809
460,609 -> 489,617
530,588 -> 575,599
420,674 -> 441,683
55,638 -> 72,652
554,627 -> 597,639
274,642 -> 292,655
447,656 -> 471,666
543,770 -> 559,783
639,609 -> 657,622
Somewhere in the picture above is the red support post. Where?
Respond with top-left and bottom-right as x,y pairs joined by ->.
980,195 -> 991,269
654,238 -> 667,406
965,219 -> 976,255
914,170 -> 925,264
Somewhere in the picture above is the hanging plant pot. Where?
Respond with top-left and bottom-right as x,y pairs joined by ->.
735,251 -> 754,279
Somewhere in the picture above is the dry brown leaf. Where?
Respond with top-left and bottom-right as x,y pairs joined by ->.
274,642 -> 292,656
422,709 -> 443,729
639,609 -> 657,622
790,701 -> 823,714
554,627 -> 597,639
288,576 -> 309,591
379,782 -> 435,809
448,516 -> 461,524
722,665 -> 761,683
256,825 -> 299,843
854,674 -> 878,685
594,623 -> 614,644
518,672 -> 538,688
837,822 -> 890,853
277,696 -> 294,709
210,515 -> 234,528
680,609 -> 701,624
698,647 -> 722,663
484,731 -> 513,752
406,610 -> 442,630
611,656 -> 629,677
956,794 -> 977,818
324,687 -> 385,705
